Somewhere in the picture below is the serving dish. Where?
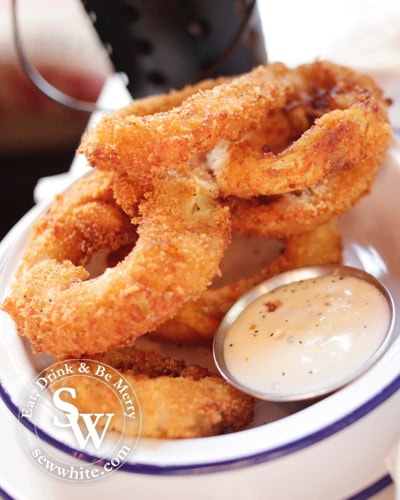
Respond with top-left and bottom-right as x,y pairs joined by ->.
0,139 -> 400,499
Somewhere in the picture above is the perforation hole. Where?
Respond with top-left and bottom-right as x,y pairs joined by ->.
131,38 -> 153,56
147,71 -> 167,86
186,19 -> 210,38
120,4 -> 141,24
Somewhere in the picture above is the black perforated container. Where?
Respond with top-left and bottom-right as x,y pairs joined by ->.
81,0 -> 267,97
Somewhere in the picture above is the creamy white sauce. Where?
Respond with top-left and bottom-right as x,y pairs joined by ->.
223,274 -> 391,397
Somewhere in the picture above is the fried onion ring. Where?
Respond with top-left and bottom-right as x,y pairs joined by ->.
151,222 -> 342,345
80,61 -> 391,202
2,170 -> 230,358
227,155 -> 382,238
50,349 -> 253,438
208,90 -> 391,198
209,61 -> 391,198
79,65 -> 290,185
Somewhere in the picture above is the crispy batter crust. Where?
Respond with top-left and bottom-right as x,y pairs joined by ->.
2,170 -> 231,358
227,156 -> 382,238
50,352 -> 254,439
79,65 -> 290,189
209,60 -> 392,197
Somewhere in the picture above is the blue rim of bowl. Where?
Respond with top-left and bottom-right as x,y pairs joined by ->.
0,195 -> 399,482
1,363 -> 400,475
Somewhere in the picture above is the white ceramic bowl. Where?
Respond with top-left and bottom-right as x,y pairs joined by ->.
1,140 -> 400,499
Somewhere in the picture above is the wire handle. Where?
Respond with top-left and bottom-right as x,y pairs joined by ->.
11,0 -> 256,113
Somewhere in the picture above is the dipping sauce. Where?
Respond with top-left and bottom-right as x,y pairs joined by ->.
223,273 -> 392,398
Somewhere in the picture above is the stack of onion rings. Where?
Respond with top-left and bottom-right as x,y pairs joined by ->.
1,59 -> 393,439
80,61 -> 391,239
80,60 -> 391,199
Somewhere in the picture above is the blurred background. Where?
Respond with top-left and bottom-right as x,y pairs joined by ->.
0,0 -> 112,238
1,0 -> 399,239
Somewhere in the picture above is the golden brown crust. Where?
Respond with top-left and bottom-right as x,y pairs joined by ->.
2,170 -> 231,358
113,74 -> 233,117
15,170 -> 137,274
210,92 -> 391,198
50,353 -> 254,439
78,65 -> 290,189
227,155 -> 382,238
